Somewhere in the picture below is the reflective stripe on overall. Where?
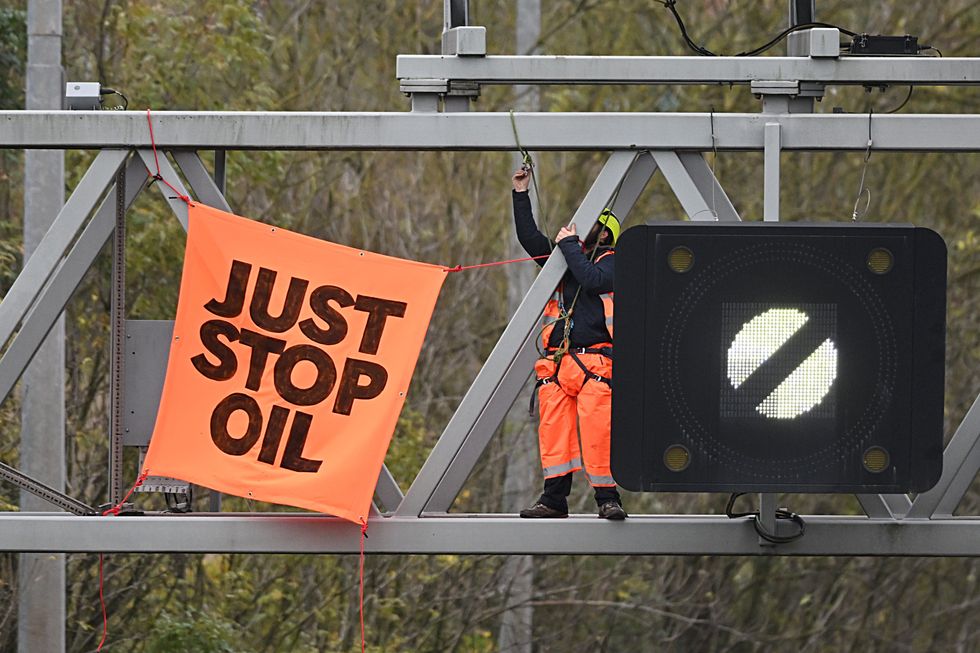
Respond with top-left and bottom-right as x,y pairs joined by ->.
534,348 -> 614,486
535,250 -> 614,487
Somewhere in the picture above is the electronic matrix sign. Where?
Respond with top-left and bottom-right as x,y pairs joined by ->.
611,223 -> 946,494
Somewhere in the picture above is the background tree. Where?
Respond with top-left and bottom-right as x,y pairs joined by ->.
0,1 -> 976,651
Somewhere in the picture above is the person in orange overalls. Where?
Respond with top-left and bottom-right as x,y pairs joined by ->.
512,168 -> 626,520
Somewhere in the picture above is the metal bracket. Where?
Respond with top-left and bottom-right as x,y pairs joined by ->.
0,460 -> 95,515
441,26 -> 486,56
400,78 -> 450,96
400,79 -> 480,112
753,80 -> 824,112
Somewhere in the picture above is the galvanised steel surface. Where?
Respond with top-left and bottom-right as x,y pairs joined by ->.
396,55 -> 980,86
0,48 -> 977,553
1,112 -> 980,151
0,144 -> 974,554
0,149 -> 127,347
0,513 -> 977,556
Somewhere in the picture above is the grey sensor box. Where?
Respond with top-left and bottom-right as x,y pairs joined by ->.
65,82 -> 101,110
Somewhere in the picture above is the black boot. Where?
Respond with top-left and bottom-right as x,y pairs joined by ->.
597,502 -> 627,520
520,473 -> 572,518
519,502 -> 568,518
595,486 -> 626,520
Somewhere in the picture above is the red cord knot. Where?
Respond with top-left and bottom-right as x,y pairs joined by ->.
102,470 -> 150,516
444,264 -> 463,273
360,517 -> 369,538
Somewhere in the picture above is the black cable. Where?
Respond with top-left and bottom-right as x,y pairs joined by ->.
658,0 -> 717,55
657,0 -> 858,57
737,21 -> 857,56
886,86 -> 914,113
725,493 -> 806,544
100,87 -> 129,110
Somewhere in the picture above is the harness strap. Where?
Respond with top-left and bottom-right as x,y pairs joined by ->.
567,350 -> 611,387
529,374 -> 560,415
544,346 -> 613,360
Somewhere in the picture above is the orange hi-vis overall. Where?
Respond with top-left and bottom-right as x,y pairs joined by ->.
534,252 -> 615,487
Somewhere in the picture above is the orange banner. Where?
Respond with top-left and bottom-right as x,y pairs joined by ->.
143,204 -> 445,523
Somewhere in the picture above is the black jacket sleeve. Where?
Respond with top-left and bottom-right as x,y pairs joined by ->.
557,237 -> 614,293
513,190 -> 553,265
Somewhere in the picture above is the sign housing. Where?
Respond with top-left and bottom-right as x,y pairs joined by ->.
611,223 -> 946,494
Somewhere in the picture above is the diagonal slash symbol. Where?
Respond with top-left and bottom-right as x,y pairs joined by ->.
726,308 -> 838,419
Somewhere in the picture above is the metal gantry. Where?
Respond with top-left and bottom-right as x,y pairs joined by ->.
0,46 -> 978,555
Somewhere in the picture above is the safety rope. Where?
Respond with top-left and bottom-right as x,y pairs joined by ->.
851,109 -> 874,221
95,470 -> 149,649
359,518 -> 369,653
145,109 -> 193,205
509,110 -> 547,231
443,253 -> 550,273
97,554 -> 108,651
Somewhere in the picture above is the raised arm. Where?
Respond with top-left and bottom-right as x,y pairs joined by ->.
557,232 -> 614,293
512,169 -> 552,264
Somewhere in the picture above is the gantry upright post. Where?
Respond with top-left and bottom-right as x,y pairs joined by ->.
19,2 -> 65,652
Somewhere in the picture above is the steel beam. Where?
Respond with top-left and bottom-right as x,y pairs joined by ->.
0,156 -> 148,406
397,152 -> 638,516
172,151 -> 232,212
0,462 -> 94,516
0,149 -> 127,348
1,513 -> 977,556
2,112 -> 980,151
857,494 -> 894,518
420,329 -> 539,513
856,493 -> 912,519
908,393 -> 980,518
109,165 -> 126,504
374,466 -> 405,513
651,151 -> 714,221
214,150 -> 226,193
396,55 -> 980,86
676,152 -> 740,221
882,493 -> 912,517
610,151 -> 657,221
764,123 -> 781,221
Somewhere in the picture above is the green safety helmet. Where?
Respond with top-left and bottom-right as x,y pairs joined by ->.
597,208 -> 621,245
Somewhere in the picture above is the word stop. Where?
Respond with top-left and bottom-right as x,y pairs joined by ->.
191,259 -> 408,470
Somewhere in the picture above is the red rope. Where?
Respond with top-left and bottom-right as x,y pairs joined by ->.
144,109 -> 193,205
443,253 -> 550,273
102,470 -> 150,516
97,554 -> 108,651
359,519 -> 369,653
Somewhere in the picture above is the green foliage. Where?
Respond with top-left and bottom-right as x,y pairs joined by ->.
0,4 -> 25,305
1,1 -> 978,652
0,5 -> 25,110
145,608 -> 248,653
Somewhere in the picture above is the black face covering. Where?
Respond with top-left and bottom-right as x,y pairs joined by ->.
583,224 -> 608,250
